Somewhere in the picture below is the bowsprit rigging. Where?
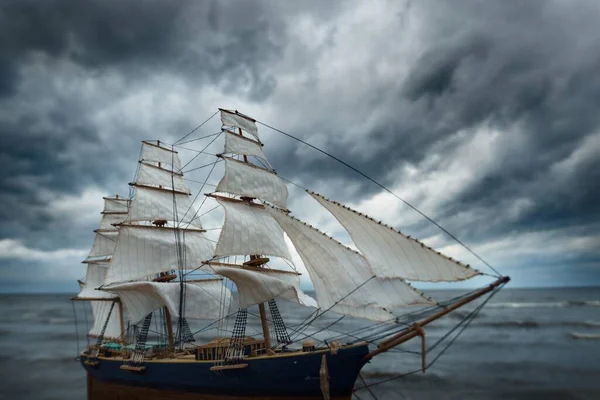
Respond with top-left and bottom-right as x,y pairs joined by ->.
71,107 -> 510,400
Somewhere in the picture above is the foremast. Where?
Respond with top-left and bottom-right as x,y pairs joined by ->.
207,109 -> 302,359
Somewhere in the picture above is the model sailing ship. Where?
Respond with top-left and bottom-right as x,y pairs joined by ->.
73,108 -> 509,399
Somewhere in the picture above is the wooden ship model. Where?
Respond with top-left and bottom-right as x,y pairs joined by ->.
73,108 -> 509,399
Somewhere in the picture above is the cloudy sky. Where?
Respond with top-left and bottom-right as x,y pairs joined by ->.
1,0 -> 599,293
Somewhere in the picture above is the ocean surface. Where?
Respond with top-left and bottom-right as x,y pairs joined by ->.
1,287 -> 600,399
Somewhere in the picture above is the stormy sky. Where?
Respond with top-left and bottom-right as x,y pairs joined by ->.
1,0 -> 599,293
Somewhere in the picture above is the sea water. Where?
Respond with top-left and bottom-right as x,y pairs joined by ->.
1,287 -> 599,400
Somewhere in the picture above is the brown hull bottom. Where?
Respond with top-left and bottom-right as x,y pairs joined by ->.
87,375 -> 352,400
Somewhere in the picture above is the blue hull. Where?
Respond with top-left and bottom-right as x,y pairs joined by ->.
82,344 -> 370,399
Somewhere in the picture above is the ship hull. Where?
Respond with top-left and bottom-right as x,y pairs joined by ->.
82,344 -> 369,399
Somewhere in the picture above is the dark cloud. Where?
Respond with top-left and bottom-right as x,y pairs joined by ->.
0,0 -> 599,290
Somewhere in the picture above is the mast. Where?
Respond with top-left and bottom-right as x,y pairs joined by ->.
75,195 -> 129,343
238,118 -> 271,347
212,109 -> 297,350
102,140 -> 216,353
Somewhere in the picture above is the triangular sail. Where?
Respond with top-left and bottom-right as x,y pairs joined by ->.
216,157 -> 288,209
104,225 -> 214,285
214,198 -> 293,263
267,207 -> 433,321
104,280 -> 231,324
309,192 -> 480,282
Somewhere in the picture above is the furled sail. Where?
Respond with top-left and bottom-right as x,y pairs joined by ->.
309,192 -> 480,282
136,162 -> 190,194
209,263 -> 316,309
214,198 -> 293,263
216,157 -> 288,209
267,207 -> 434,322
220,109 -> 259,141
140,141 -> 182,170
223,130 -> 270,167
128,186 -> 200,226
104,280 -> 231,324
84,231 -> 119,263
104,225 -> 215,285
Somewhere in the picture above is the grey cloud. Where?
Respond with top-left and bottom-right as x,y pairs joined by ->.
1,0 -> 599,290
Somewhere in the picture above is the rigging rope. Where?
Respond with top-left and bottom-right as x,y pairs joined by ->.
354,286 -> 501,392
256,120 -> 502,278
173,110 -> 219,145
71,301 -> 80,359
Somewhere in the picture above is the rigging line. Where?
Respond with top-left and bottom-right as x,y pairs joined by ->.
257,120 -> 502,278
83,302 -> 90,348
182,178 -> 218,187
197,204 -> 222,218
289,276 -> 376,342
183,159 -> 223,174
179,160 -> 219,228
174,131 -> 222,147
245,310 -> 326,343
355,288 -> 501,392
71,301 -> 80,358
180,131 -> 222,171
358,373 -> 380,400
287,315 -> 346,347
426,286 -> 500,357
174,110 -> 219,145
185,163 -> 223,228
188,310 -> 239,337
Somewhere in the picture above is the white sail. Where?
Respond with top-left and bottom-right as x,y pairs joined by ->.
140,141 -> 182,170
77,263 -> 118,299
136,162 -> 190,194
223,130 -> 269,166
310,192 -> 480,282
105,280 -> 230,324
104,225 -> 215,285
267,207 -> 434,321
209,264 -> 316,309
103,197 -> 130,213
84,231 -> 119,263
216,157 -> 288,208
128,186 -> 200,226
220,109 -> 259,141
89,300 -> 122,339
98,212 -> 126,231
214,198 -> 293,263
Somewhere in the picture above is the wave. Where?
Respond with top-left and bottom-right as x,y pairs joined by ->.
488,300 -> 600,309
477,320 -> 600,329
569,332 -> 600,340
482,320 -> 539,328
